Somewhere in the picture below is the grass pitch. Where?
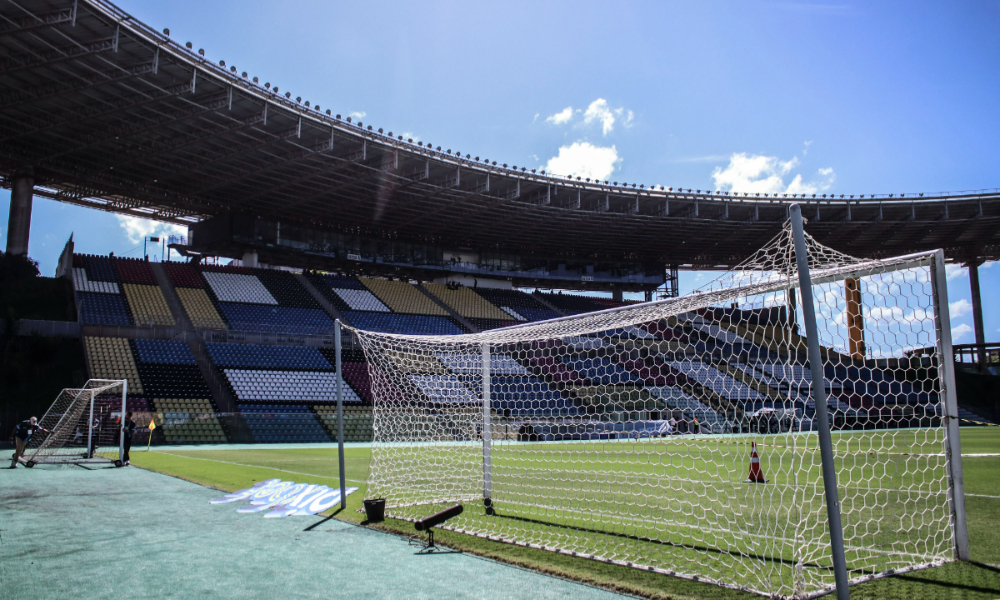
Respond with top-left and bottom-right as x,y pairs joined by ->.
130,428 -> 1000,600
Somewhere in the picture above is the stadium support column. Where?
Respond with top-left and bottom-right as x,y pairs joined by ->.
335,321 -> 347,510
934,251 -> 970,560
242,250 -> 258,268
6,172 -> 34,256
789,204 -> 850,600
844,278 -> 865,360
967,260 -> 986,373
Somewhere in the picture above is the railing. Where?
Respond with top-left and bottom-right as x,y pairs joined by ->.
953,343 -> 1000,367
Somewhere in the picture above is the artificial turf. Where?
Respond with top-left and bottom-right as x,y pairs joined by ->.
129,427 -> 1000,600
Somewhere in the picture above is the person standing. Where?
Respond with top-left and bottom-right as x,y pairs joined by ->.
88,415 -> 100,459
8,417 -> 51,468
122,412 -> 136,465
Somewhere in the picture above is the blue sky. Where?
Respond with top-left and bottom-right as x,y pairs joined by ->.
1,0 -> 998,343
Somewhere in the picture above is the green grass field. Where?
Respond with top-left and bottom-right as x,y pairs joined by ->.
130,427 -> 1000,600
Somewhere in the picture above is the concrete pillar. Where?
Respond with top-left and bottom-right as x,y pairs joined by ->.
6,173 -> 34,256
968,261 -> 986,373
845,278 -> 865,360
242,250 -> 258,268
612,289 -> 623,302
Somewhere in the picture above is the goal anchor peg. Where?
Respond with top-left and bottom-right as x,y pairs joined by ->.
747,441 -> 767,483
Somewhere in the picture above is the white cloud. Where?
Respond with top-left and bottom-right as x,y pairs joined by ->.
949,299 -> 972,318
945,264 -> 967,281
116,215 -> 187,246
952,323 -> 973,341
583,99 -> 616,135
803,141 -> 813,155
545,99 -> 632,135
546,106 -> 574,125
401,132 -> 419,142
544,142 -> 621,181
711,153 -> 835,195
348,111 -> 366,120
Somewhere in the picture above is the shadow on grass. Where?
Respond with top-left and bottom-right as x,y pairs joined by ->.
851,561 -> 1000,599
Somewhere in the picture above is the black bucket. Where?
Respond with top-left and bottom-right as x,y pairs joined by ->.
363,498 -> 386,522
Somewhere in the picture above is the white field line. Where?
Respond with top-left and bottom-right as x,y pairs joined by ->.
966,493 -> 1000,499
152,450 -> 367,485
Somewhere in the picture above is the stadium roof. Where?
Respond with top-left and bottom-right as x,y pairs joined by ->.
2,0 -> 999,268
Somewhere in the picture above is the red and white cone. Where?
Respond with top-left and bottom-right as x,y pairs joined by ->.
747,441 -> 767,483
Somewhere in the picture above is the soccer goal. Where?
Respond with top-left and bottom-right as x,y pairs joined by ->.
21,379 -> 128,468
351,208 -> 966,599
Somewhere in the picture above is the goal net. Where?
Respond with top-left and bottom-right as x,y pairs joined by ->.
22,379 -> 127,467
353,222 -> 964,599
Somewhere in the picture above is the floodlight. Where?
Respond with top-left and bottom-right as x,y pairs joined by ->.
186,42 -> 192,49
163,28 -> 170,35
198,49 -> 204,56
220,60 -> 226,66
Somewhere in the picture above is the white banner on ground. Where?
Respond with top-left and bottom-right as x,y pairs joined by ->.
210,479 -> 357,518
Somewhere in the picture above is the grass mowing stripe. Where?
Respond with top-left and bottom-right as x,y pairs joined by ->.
152,450 -> 367,484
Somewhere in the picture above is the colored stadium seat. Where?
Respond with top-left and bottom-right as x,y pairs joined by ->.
85,336 -> 143,394
77,292 -> 133,325
314,406 -> 373,442
472,288 -> 561,322
224,369 -> 361,403
133,339 -> 197,364
203,271 -> 278,304
421,283 -> 511,319
155,398 -> 227,444
342,311 -> 465,335
206,344 -> 333,370
176,287 -> 228,329
122,283 -> 176,326
217,303 -> 336,335
360,277 -> 449,315
237,404 -> 330,443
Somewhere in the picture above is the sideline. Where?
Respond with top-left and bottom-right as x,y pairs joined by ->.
150,449 -> 368,485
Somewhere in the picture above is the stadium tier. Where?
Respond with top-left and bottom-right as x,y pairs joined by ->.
471,287 -> 563,322
72,253 -> 936,445
238,404 -> 331,443
305,272 -> 467,334
82,336 -> 227,444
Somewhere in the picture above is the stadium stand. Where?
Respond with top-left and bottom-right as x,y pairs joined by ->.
206,343 -> 333,370
237,404 -> 330,443
175,287 -> 228,329
76,292 -> 133,325
121,283 -> 175,326
114,258 -> 159,285
472,288 -> 562,322
422,283 -> 511,320
342,312 -> 465,335
536,292 -> 605,315
198,265 -> 336,334
224,369 -> 359,403
155,398 -> 227,444
162,263 -> 229,328
84,336 -> 143,394
360,277 -> 449,315
314,405 -> 374,442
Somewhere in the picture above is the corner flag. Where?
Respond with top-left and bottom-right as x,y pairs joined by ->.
146,418 -> 156,451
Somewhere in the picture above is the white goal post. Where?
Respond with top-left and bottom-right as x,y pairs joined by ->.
350,214 -> 967,599
21,379 -> 128,468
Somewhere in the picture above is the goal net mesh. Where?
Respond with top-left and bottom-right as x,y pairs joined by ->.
24,379 -> 126,465
353,223 -> 957,599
